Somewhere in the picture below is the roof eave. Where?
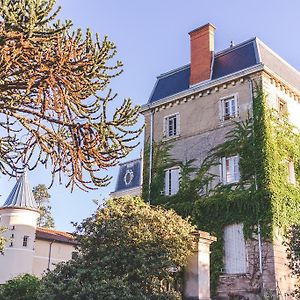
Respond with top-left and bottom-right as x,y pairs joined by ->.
140,63 -> 264,113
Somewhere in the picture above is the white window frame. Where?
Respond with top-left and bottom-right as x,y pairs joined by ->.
221,155 -> 240,184
219,94 -> 238,122
164,167 -> 180,196
286,160 -> 296,185
163,113 -> 180,139
278,97 -> 288,116
224,223 -> 247,274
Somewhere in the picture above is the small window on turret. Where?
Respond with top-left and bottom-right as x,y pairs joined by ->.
23,236 -> 29,247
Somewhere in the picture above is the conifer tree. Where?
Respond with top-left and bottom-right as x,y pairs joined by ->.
33,184 -> 55,228
0,0 -> 142,190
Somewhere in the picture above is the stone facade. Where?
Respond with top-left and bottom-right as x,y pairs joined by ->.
141,23 -> 300,298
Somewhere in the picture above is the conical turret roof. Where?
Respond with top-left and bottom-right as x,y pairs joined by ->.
2,172 -> 38,210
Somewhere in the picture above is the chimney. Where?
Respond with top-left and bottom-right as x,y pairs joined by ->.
189,23 -> 215,86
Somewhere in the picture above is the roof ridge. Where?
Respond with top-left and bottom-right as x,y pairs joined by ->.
214,37 -> 257,57
157,64 -> 190,79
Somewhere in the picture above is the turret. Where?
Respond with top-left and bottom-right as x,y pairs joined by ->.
0,172 -> 40,283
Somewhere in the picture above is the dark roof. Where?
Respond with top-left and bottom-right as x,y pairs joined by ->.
147,38 -> 300,104
257,40 -> 300,91
114,158 -> 142,193
2,172 -> 38,211
150,65 -> 190,103
212,41 -> 258,79
36,227 -> 77,245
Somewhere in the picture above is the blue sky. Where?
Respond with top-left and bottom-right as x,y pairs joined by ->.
1,0 -> 300,232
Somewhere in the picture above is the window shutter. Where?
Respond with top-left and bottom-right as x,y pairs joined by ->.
219,100 -> 223,122
234,97 -> 238,117
176,113 -> 180,136
171,168 -> 180,195
163,116 -> 168,137
288,161 -> 296,184
224,223 -> 247,274
164,170 -> 170,195
221,157 -> 226,184
233,156 -> 240,181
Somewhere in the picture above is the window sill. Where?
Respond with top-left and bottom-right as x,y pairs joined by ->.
219,116 -> 240,126
219,272 -> 248,278
162,134 -> 180,142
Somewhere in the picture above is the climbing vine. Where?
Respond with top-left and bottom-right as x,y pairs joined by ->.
143,85 -> 300,296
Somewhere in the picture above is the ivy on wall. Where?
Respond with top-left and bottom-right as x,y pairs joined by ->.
143,85 -> 300,295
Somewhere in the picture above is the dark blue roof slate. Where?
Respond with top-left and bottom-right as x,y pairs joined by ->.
148,39 -> 260,104
150,66 -> 190,103
212,41 -> 258,79
114,158 -> 142,193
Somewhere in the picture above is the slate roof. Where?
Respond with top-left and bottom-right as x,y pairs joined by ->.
2,172 -> 38,210
147,38 -> 300,104
114,158 -> 142,193
36,227 -> 77,245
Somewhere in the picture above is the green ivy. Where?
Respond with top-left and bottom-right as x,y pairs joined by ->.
143,85 -> 300,296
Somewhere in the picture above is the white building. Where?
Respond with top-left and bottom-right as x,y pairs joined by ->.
0,173 -> 76,283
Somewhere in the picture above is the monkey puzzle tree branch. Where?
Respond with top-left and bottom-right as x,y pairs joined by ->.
0,0 -> 142,190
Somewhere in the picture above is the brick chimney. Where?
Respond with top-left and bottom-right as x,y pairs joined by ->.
189,23 -> 215,86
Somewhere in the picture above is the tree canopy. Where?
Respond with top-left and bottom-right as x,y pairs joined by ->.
33,184 -> 55,228
41,196 -> 196,300
0,274 -> 41,300
0,0 -> 142,190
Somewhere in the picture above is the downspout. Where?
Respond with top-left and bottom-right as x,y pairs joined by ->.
248,79 -> 264,289
47,240 -> 55,270
148,110 -> 154,204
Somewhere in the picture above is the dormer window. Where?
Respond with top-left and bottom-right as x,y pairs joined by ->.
164,113 -> 180,139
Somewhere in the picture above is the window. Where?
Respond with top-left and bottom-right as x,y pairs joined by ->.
278,98 -> 287,116
23,236 -> 29,247
164,167 -> 180,196
164,113 -> 180,138
220,95 -> 238,121
287,160 -> 296,185
221,156 -> 240,184
224,223 -> 247,274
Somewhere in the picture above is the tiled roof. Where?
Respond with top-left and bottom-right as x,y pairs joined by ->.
114,158 -> 142,193
36,227 -> 77,245
2,172 -> 38,210
147,38 -> 300,104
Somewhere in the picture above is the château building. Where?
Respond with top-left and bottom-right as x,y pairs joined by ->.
140,23 -> 300,299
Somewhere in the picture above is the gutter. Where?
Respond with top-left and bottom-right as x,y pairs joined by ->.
47,240 -> 55,270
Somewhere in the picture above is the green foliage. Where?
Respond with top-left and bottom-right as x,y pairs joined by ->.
144,85 -> 300,295
0,274 -> 41,300
284,225 -> 300,297
33,184 -> 55,228
41,196 -> 196,299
